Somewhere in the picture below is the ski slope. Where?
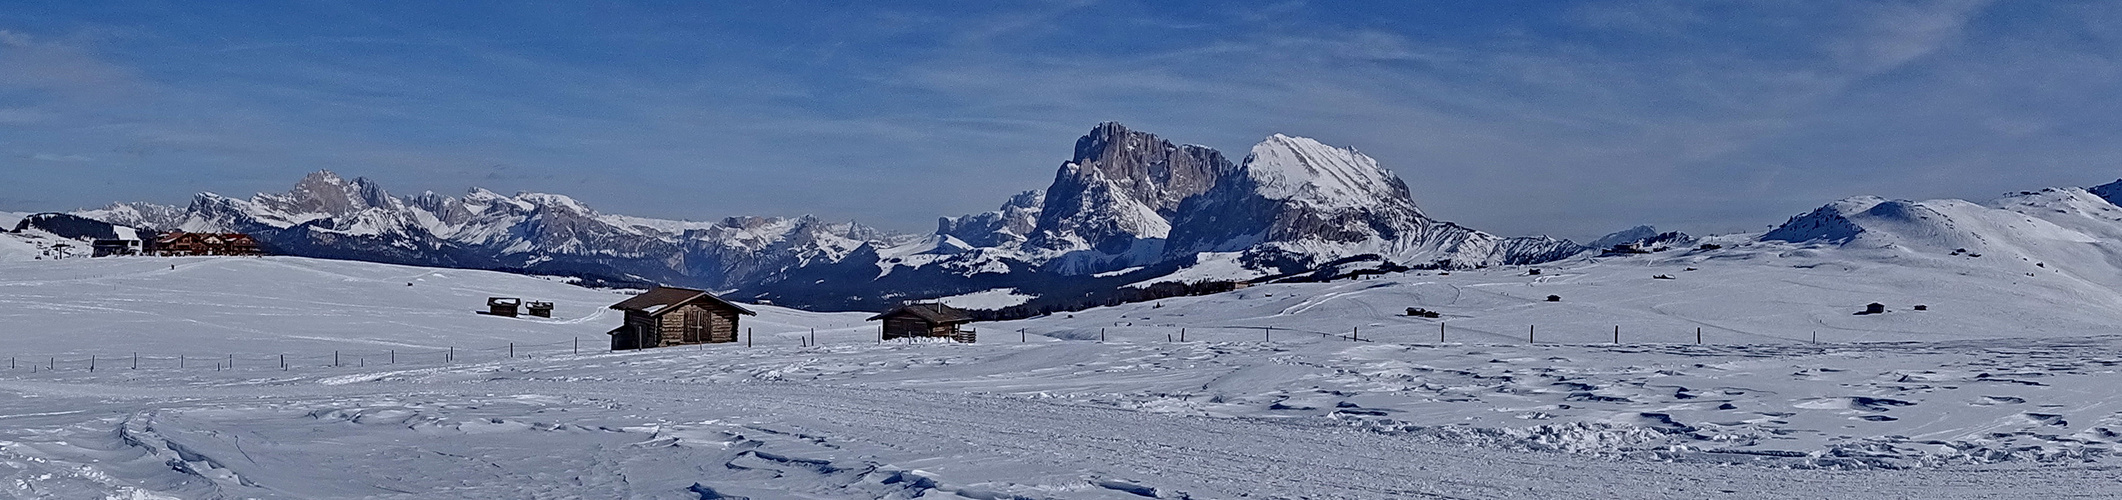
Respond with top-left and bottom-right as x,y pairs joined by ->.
2,255 -> 2122,498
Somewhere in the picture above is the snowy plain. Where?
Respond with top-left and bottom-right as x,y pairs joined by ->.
2,253 -> 2122,498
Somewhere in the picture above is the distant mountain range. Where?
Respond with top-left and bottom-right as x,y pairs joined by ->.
43,121 -> 2122,313
51,123 -> 1589,311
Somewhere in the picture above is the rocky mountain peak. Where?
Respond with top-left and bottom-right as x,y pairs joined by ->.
1028,123 -> 1237,265
1060,122 -> 1234,217
271,170 -> 396,217
938,190 -> 1043,248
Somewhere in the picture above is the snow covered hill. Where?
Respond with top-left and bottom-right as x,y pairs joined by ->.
62,123 -> 1589,311
1763,185 -> 2122,294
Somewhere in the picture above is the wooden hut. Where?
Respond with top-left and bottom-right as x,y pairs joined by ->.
868,303 -> 976,343
605,286 -> 756,351
486,297 -> 521,317
1862,303 -> 1886,315
526,301 -> 554,318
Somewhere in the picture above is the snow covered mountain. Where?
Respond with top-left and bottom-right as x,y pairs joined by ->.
64,123 -> 1590,310
1164,133 -> 1582,278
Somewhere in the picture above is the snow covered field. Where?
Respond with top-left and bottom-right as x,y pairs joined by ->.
3,255 -> 2122,498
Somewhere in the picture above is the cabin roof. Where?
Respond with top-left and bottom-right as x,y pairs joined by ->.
607,285 -> 757,316
866,303 -> 974,323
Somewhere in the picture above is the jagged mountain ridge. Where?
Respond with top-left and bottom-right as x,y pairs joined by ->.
72,123 -> 1590,310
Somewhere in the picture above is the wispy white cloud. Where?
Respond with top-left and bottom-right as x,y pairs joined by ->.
29,153 -> 92,162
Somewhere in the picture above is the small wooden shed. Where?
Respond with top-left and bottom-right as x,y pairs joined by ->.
868,303 -> 976,342
487,297 -> 521,317
526,301 -> 554,318
606,286 -> 756,351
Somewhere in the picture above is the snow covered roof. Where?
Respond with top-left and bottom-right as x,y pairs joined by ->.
866,303 -> 974,324
608,285 -> 757,316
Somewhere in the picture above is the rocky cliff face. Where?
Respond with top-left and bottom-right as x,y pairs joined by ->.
71,124 -> 1590,310
1024,123 -> 1238,274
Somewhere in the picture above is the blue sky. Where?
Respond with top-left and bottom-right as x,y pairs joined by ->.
2,1 -> 2119,241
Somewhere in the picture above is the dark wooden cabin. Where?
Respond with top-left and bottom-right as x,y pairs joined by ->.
606,286 -> 756,350
526,301 -> 554,318
868,303 -> 976,343
487,297 -> 521,317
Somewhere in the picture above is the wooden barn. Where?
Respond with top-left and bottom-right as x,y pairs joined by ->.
151,232 -> 263,256
486,297 -> 521,317
868,303 -> 976,343
605,286 -> 755,351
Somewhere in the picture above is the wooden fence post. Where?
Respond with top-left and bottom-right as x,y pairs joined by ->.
1529,325 -> 1534,344
133,353 -> 138,370
1180,328 -> 1186,342
1100,328 -> 1106,342
1696,327 -> 1702,344
1614,325 -> 1619,344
